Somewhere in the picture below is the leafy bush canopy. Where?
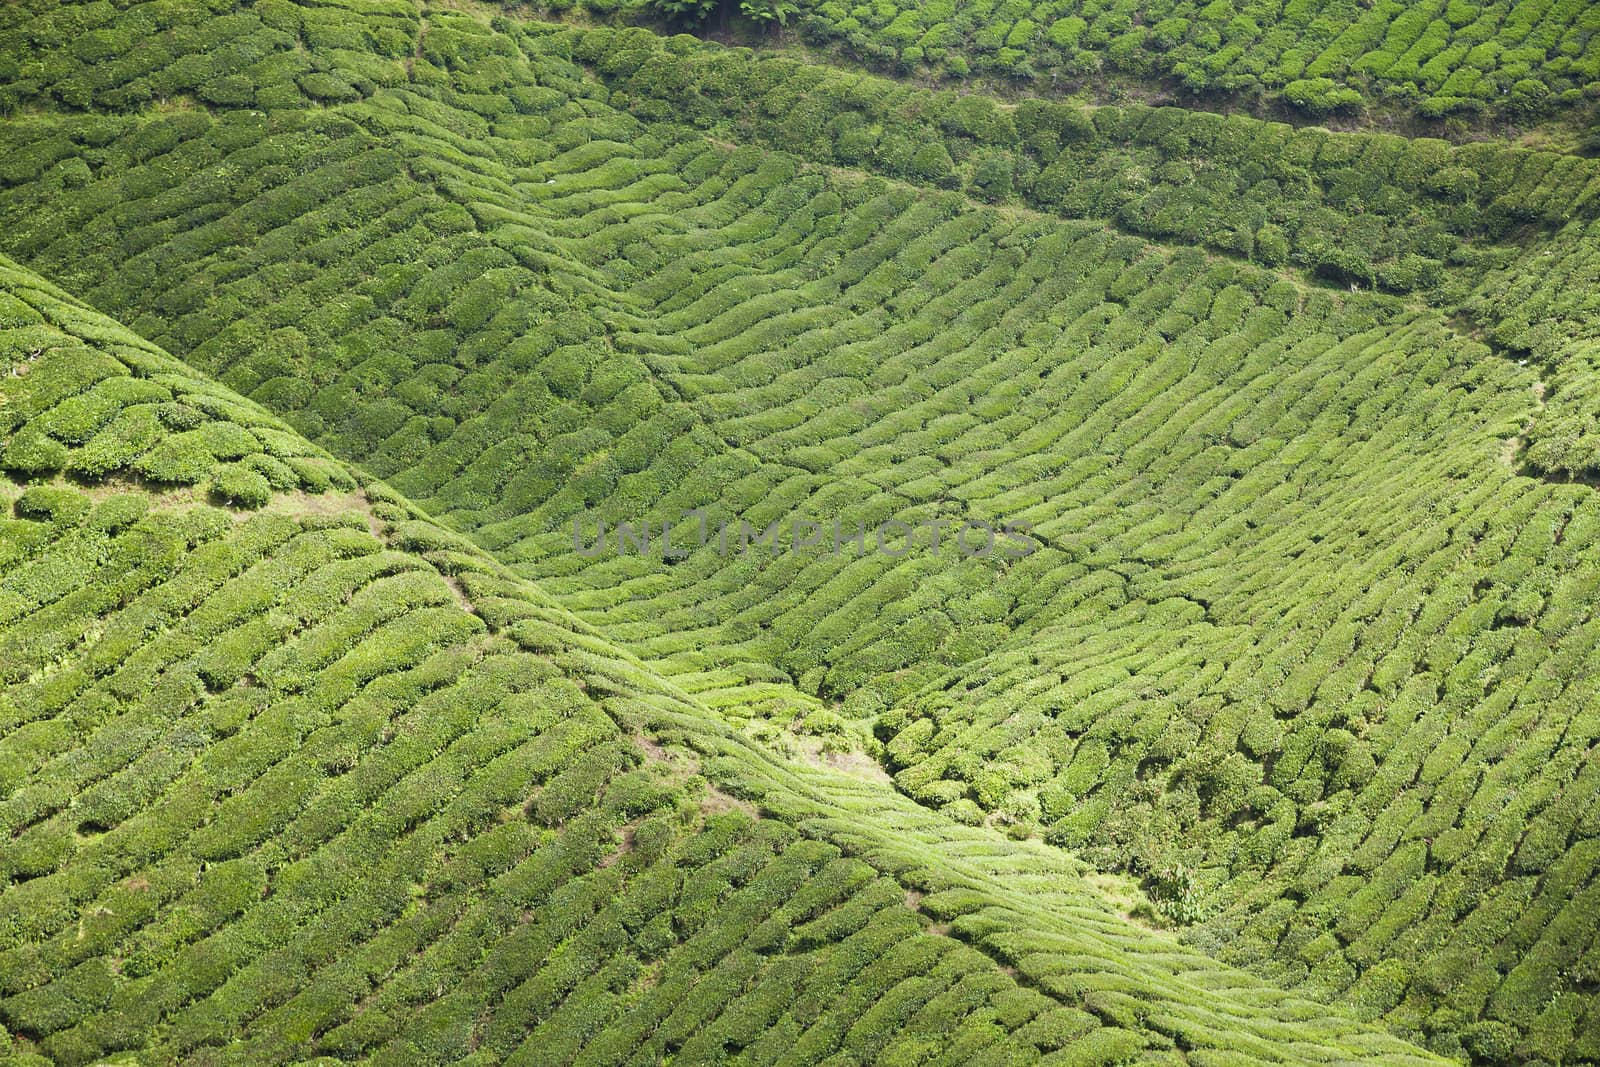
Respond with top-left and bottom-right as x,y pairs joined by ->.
3,2 -> 1600,1065
465,0 -> 1600,123
0,256 -> 1445,1066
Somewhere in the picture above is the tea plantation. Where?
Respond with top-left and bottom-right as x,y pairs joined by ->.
474,0 -> 1600,123
717,0 -> 1600,122
0,256 -> 1450,1064
3,0 -> 1600,1064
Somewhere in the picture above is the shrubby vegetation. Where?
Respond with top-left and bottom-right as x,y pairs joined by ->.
570,26 -> 1600,292
0,258 -> 1443,1065
0,259 -> 349,505
1460,216 -> 1600,480
0,0 -> 416,114
4,2 -> 1600,1065
491,0 -> 1600,122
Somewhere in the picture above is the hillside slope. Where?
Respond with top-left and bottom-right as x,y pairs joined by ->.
0,256 -> 1451,1064
4,2 -> 1600,1065
10,0 -> 1599,126
742,0 -> 1600,123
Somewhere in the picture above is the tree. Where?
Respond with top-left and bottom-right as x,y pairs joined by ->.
740,0 -> 799,35
645,0 -> 719,25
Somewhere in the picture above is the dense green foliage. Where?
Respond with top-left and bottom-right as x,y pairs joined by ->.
0,0 -> 415,113
489,0 -> 1600,121
0,257 -> 1445,1065
1462,216 -> 1600,479
771,0 -> 1600,121
0,262 -> 350,503
5,1 -> 1600,1064
580,26 -> 1600,290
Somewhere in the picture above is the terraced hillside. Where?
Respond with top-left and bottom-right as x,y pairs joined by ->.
4,1 -> 1600,1065
463,0 -> 1600,124
749,0 -> 1600,122
0,257 -> 1452,1065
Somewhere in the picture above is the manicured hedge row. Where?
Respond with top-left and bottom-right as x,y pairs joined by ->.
0,476 -> 1189,1065
0,10 -> 1590,1064
1461,215 -> 1600,478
